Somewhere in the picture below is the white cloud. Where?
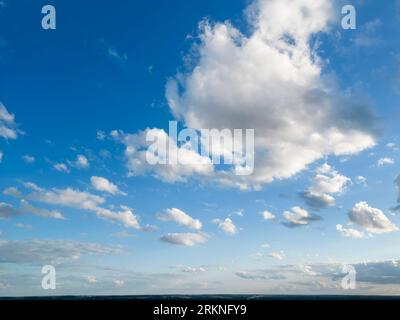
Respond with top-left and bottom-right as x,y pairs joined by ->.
54,163 -> 70,173
73,155 -> 90,169
310,164 -> 351,194
160,233 -> 208,246
302,191 -> 336,209
85,275 -> 98,284
0,102 -> 20,140
97,38 -> 128,64
158,208 -> 202,230
349,202 -> 398,234
386,142 -> 396,149
15,223 -> 32,230
377,157 -> 395,167
235,209 -> 244,217
91,176 -> 126,196
0,202 -> 22,219
113,128 -> 213,183
114,279 -> 125,288
4,187 -> 23,198
22,182 -> 43,192
97,130 -> 106,140
27,187 -> 105,211
268,251 -> 285,260
0,239 -> 120,265
5,183 -> 144,229
302,163 -> 350,209
1,191 -> 65,220
356,175 -> 367,186
164,0 -> 376,190
260,210 -> 275,221
336,224 -> 365,239
0,150 -> 3,163
283,206 -> 319,227
180,266 -> 206,273
96,206 -> 141,230
212,217 -> 238,234
22,155 -> 35,164
20,199 -> 65,220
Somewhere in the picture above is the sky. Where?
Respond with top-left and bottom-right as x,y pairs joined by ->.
1,0 -> 400,296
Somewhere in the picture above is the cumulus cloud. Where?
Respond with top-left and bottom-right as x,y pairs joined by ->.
54,163 -> 70,173
349,202 -> 398,234
158,208 -> 202,230
268,251 -> 285,260
113,128 -> 213,183
164,0 -> 376,190
212,218 -> 238,234
356,175 -> 367,186
96,206 -> 141,230
71,154 -> 90,169
4,183 -> 142,229
283,206 -> 320,228
27,187 -> 105,211
336,224 -> 365,239
260,210 -> 275,221
377,157 -> 395,167
160,233 -> 208,246
0,239 -> 120,265
301,163 -> 350,209
90,176 -> 126,196
0,102 -> 20,140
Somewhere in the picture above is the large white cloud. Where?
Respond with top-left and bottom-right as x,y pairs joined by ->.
158,208 -> 202,230
164,0 -> 376,189
349,202 -> 398,234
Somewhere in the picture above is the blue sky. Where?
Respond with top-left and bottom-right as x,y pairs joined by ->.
1,0 -> 400,296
